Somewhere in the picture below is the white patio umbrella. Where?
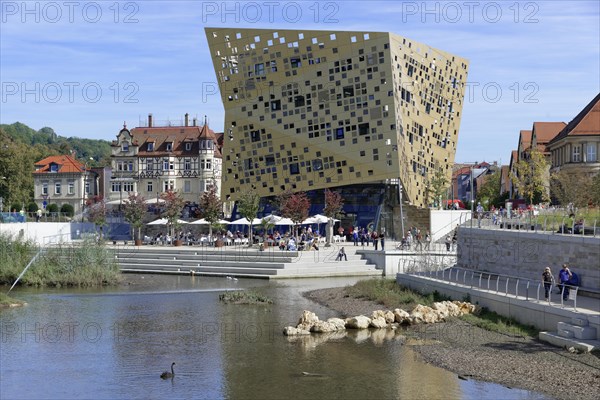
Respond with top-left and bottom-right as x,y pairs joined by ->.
229,217 -> 262,225
190,218 -> 230,225
274,217 -> 295,226
303,214 -> 340,224
147,218 -> 188,225
106,199 -> 124,205
145,198 -> 165,204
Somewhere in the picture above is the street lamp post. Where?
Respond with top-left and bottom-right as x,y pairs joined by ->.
82,157 -> 93,222
399,183 -> 405,240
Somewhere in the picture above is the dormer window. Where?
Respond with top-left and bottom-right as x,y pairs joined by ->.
50,163 -> 59,172
147,142 -> 154,151
185,142 -> 192,151
122,141 -> 129,152
166,142 -> 173,152
200,140 -> 213,150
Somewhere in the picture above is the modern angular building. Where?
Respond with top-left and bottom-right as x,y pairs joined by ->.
206,28 -> 469,233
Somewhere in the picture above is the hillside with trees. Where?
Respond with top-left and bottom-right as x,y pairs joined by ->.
0,122 -> 112,210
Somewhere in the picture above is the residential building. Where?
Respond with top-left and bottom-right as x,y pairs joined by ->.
547,93 -> 600,175
109,114 -> 223,207
450,162 -> 498,208
32,155 -> 97,214
206,28 -> 469,232
499,165 -> 511,197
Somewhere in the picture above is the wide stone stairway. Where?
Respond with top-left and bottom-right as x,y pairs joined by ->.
111,244 -> 382,279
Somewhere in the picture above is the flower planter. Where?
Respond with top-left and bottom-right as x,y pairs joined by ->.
173,240 -> 183,247
134,239 -> 143,246
214,239 -> 224,248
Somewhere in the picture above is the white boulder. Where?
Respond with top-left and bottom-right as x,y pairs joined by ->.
345,315 -> 371,329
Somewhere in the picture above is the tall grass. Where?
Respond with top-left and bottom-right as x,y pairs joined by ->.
343,278 -> 450,309
0,234 -> 121,288
0,292 -> 24,306
535,207 -> 600,231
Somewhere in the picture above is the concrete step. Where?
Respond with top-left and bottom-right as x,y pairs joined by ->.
557,321 -> 597,340
119,263 -> 279,276
557,328 -> 575,338
539,331 -> 600,353
571,317 -> 589,327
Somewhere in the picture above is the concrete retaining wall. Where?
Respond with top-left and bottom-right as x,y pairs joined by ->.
358,249 -> 456,277
397,273 -> 600,338
0,222 -> 72,244
457,228 -> 600,291
430,210 -> 472,242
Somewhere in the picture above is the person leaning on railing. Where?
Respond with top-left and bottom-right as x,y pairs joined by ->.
558,264 -> 573,301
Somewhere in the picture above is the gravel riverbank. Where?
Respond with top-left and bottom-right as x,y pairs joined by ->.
304,287 -> 600,400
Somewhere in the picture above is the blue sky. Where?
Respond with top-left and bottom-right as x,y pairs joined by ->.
1,0 -> 598,163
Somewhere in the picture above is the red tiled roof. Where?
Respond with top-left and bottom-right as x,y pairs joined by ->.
532,122 -> 566,144
127,125 -> 220,157
518,130 -> 532,153
33,155 -> 85,174
549,93 -> 600,145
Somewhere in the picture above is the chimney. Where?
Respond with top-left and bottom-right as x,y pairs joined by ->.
192,118 -> 197,127
148,113 -> 153,127
184,113 -> 189,127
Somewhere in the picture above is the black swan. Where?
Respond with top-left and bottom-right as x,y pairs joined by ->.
161,362 -> 175,379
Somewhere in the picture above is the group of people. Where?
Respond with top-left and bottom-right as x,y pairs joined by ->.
350,227 -> 385,250
542,263 -> 578,301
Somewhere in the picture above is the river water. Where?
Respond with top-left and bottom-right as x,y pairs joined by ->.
1,275 -> 547,399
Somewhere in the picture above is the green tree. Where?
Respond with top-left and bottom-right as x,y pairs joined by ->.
476,171 -> 503,208
323,189 -> 344,245
87,199 -> 107,239
236,190 -> 261,246
551,170 -> 593,207
425,165 -> 450,209
60,204 -> 74,217
160,190 -> 185,237
122,193 -> 147,242
198,184 -> 223,239
510,149 -> 549,205
591,173 -> 600,206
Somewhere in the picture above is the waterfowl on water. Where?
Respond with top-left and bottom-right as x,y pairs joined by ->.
161,362 -> 175,379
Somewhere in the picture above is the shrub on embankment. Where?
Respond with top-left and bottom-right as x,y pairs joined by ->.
0,234 -> 121,287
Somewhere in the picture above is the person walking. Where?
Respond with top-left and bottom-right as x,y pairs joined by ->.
353,230 -> 359,246
372,231 -> 379,250
380,232 -> 385,251
476,202 -> 484,228
445,235 -> 451,252
542,266 -> 555,300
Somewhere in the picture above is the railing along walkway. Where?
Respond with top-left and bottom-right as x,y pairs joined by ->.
408,266 -> 600,314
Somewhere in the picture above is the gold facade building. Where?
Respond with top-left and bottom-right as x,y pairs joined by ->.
206,28 -> 468,209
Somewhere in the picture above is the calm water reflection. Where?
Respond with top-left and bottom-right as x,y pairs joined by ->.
1,275 -> 547,399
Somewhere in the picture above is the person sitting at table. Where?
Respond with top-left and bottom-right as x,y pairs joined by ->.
287,237 -> 297,251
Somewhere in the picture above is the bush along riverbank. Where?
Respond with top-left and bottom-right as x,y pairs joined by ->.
0,293 -> 25,308
0,234 -> 121,288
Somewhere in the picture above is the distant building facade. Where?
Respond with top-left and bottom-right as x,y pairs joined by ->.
32,155 -> 97,215
547,93 -> 600,175
109,114 -> 223,207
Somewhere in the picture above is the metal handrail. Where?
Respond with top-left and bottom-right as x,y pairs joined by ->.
413,266 -> 579,311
